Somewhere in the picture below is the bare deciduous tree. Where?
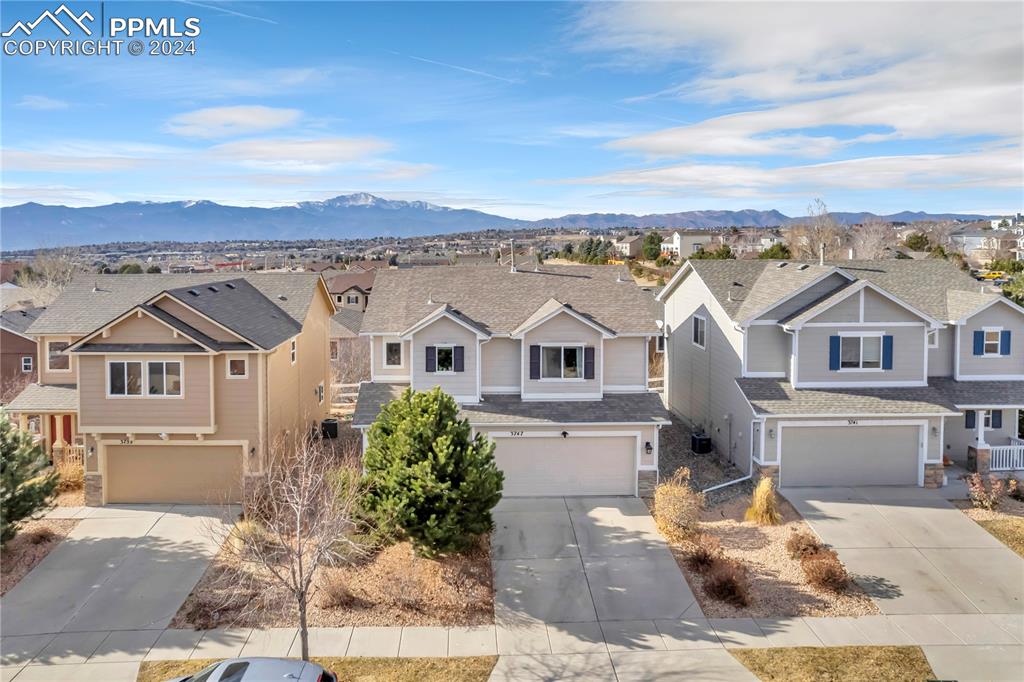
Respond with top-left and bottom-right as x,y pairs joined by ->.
214,435 -> 368,661
14,250 -> 81,306
850,218 -> 895,260
785,199 -> 848,261
331,338 -> 370,386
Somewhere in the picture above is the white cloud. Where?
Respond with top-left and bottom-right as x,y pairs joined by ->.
16,95 -> 69,110
0,184 -> 120,207
164,106 -> 302,138
3,150 -> 147,172
209,137 -> 394,172
365,162 -> 438,181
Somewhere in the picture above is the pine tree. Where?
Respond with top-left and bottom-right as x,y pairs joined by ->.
362,387 -> 503,556
1,412 -> 58,546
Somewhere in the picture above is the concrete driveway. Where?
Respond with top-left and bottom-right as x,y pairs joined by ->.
492,497 -> 702,626
1,504 -> 231,637
783,487 -> 1024,615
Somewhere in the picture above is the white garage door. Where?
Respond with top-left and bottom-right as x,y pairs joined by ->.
780,424 -> 921,487
491,434 -> 637,496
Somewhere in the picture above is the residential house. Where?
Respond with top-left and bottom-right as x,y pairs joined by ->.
5,274 -> 335,506
657,259 -> 1024,488
330,308 -> 366,364
949,226 -> 1020,266
661,231 -> 716,258
0,261 -> 25,284
327,271 -> 375,312
613,235 -> 644,258
304,261 -> 343,274
1,306 -> 44,400
353,264 -> 670,497
347,260 -> 388,272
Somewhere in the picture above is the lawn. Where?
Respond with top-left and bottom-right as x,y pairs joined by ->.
137,656 -> 497,682
731,646 -> 936,682
957,497 -> 1024,558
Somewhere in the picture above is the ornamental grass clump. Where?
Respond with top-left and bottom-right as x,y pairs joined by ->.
744,476 -> 782,526
654,468 -> 704,542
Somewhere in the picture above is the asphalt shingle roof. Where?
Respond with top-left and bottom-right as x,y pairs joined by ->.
327,271 -> 375,295
928,378 -> 1024,407
6,384 -> 78,412
351,382 -> 671,427
0,306 -> 45,336
27,273 -> 323,337
361,264 -> 661,336
736,378 -> 958,417
331,309 -> 364,338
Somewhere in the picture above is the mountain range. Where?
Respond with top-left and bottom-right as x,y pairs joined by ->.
0,193 -> 995,251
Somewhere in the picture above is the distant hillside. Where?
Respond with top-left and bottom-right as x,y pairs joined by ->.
0,193 -> 996,250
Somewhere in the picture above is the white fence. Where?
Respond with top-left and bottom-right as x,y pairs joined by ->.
990,438 -> 1024,471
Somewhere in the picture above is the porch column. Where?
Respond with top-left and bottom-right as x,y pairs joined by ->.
976,409 -> 988,448
54,414 -> 65,446
18,413 -> 28,431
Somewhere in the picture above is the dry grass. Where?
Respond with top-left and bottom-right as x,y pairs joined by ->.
172,539 -> 493,629
745,477 -> 782,526
1,519 -> 78,596
670,497 -> 878,618
136,656 -> 497,682
957,497 -> 1024,558
55,459 -> 84,493
730,646 -> 936,682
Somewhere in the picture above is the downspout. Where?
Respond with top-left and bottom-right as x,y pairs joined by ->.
702,425 -> 756,494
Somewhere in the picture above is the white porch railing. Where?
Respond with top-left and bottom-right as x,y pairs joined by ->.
990,442 -> 1024,471
52,443 -> 85,467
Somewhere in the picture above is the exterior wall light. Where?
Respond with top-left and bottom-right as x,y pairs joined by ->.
768,429 -> 776,439
561,431 -> 568,438
644,441 -> 653,455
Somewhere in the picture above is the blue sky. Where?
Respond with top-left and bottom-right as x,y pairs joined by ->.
1,0 -> 1021,218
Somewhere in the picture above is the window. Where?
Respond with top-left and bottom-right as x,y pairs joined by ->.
346,294 -> 360,305
335,295 -> 343,303
541,345 -> 583,379
290,339 -> 297,364
227,357 -> 248,378
692,315 -> 706,349
436,345 -> 454,373
21,356 -> 32,373
966,409 -> 1003,430
656,335 -> 666,353
147,361 -> 182,396
383,340 -> 403,368
317,382 -> 325,404
46,341 -> 70,371
983,329 -> 1001,356
108,361 -> 143,396
927,329 -> 939,349
330,341 -> 339,361
840,334 -> 882,370
218,662 -> 250,682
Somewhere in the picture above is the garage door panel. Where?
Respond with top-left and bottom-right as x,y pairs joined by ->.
106,445 -> 242,504
781,425 -> 920,487
493,435 -> 636,497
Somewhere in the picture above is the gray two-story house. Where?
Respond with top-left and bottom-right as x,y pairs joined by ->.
658,259 -> 1024,488
352,264 -> 670,497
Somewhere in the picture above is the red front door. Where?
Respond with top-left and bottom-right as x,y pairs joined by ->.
48,414 -> 72,450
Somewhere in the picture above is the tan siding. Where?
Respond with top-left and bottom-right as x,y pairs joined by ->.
957,304 -> 1024,376
93,313 -> 182,344
521,312 -> 601,397
603,337 -> 646,387
411,317 -> 478,399
746,325 -> 789,374
481,338 -> 520,391
797,325 -> 925,384
212,354 -> 259,442
38,335 -> 76,385
371,336 -> 411,379
78,355 -> 212,429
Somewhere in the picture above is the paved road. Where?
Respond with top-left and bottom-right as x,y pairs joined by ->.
783,486 -> 1024,615
1,505 -> 230,637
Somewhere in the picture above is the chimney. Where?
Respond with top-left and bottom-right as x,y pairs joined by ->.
819,242 -> 825,266
509,239 -> 517,273
848,247 -> 854,260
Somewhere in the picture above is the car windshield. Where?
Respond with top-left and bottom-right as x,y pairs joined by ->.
186,663 -> 221,682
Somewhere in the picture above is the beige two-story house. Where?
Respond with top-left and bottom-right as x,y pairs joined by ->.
658,259 -> 1024,488
6,273 -> 335,505
352,264 -> 670,497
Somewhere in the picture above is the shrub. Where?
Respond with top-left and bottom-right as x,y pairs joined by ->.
966,472 -> 1006,510
703,557 -> 751,607
744,476 -> 782,526
317,567 -> 356,608
26,527 -> 56,544
1009,478 -> 1023,502
785,530 -> 822,560
654,468 -> 704,542
801,548 -> 849,592
1,412 -> 58,546
229,519 -> 280,557
55,458 -> 84,492
685,533 -> 721,573
362,387 -> 504,557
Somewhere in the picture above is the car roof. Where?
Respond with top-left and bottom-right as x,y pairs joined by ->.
203,657 -> 323,680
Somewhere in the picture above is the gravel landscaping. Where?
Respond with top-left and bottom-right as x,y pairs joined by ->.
674,497 -> 879,618
1,519 -> 78,596
955,497 -> 1024,557
172,537 -> 494,629
659,415 -> 748,502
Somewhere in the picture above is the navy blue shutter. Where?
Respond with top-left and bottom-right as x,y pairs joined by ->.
529,345 -> 540,380
583,347 -> 595,380
453,346 -> 465,372
1000,330 -> 1011,356
425,346 -> 436,372
882,335 -> 894,370
992,410 -> 1003,429
828,336 -> 841,371
973,330 -> 985,355
965,410 -> 976,429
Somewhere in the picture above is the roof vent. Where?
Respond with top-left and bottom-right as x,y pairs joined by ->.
277,294 -> 287,301
225,282 -> 236,289
797,264 -> 810,270
187,289 -> 200,296
207,286 -> 218,292
776,262 -> 788,268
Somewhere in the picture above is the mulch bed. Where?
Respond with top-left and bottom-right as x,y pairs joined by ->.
171,538 -> 494,629
672,497 -> 879,618
1,519 -> 78,596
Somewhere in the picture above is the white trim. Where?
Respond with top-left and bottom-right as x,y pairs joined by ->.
955,403 -> 1024,409
956,374 -> 1024,381
65,305 -> 220,353
373,375 -> 411,383
954,293 -> 1024,323
538,342 -> 587,381
927,329 -> 940,349
432,343 -> 457,375
381,337 -> 404,369
481,385 -> 520,394
289,339 -> 297,365
511,305 -> 615,339
604,384 -> 648,393
225,354 -> 249,379
739,267 -> 856,325
954,321 -> 961,379
317,381 -> 325,405
105,356 -> 185,399
21,355 -> 33,373
784,279 -> 943,330
691,314 -> 707,350
794,380 -> 928,388
476,338 -> 485,403
836,331 -> 885,372
45,338 -> 73,373
745,371 -> 788,378
143,292 -> 251,347
400,308 -> 490,340
520,392 -> 604,401
801,321 -> 925,328
980,326 -> 1004,357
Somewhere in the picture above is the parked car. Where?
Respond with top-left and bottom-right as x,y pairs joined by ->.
166,657 -> 337,682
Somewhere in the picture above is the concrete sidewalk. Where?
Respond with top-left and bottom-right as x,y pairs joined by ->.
3,613 -> 1021,681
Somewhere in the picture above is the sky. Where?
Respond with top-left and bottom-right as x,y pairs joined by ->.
1,0 -> 1022,219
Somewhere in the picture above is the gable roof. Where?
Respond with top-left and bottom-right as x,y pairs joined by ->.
159,279 -> 303,350
327,270 -> 375,295
331,309 -> 364,338
0,306 -> 45,338
511,298 -> 616,338
781,279 -> 943,329
27,273 -> 324,338
400,303 -> 492,339
362,264 -> 660,336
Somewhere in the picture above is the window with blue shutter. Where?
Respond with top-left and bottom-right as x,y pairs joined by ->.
583,347 -> 595,380
992,410 -> 1003,429
425,346 -> 436,372
1000,330 -> 1011,356
529,345 -> 540,380
973,330 -> 985,355
453,346 -> 465,372
882,335 -> 894,370
828,336 -> 841,371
